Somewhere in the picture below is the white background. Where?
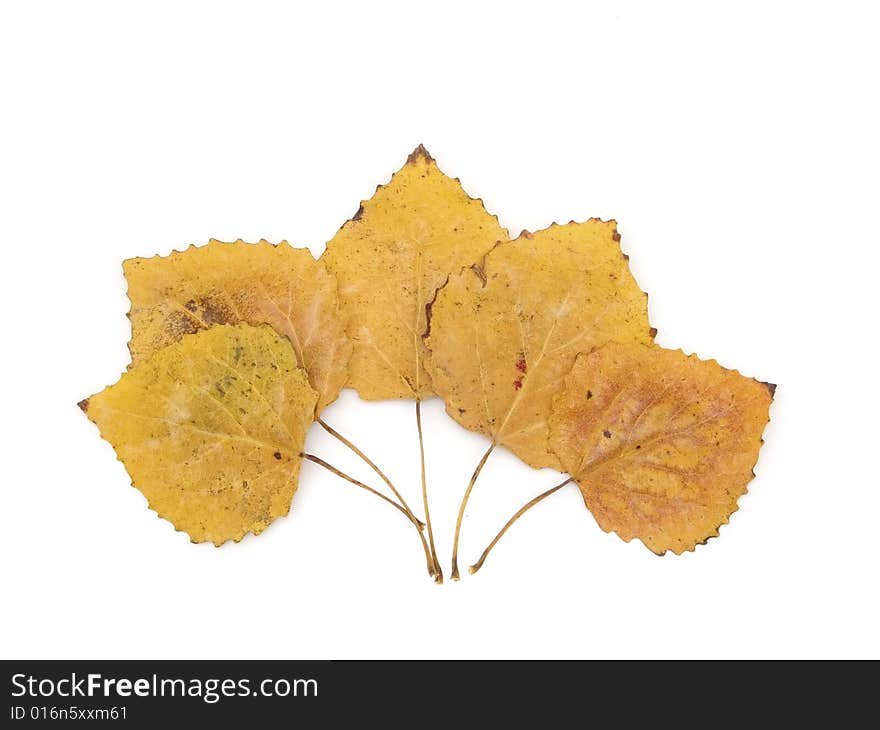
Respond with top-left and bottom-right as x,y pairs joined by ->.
2,1 -> 878,659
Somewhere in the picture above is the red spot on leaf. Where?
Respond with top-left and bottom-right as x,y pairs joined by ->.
515,357 -> 527,374
513,377 -> 523,390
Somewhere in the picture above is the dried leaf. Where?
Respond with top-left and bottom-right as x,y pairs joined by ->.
125,239 -> 349,411
79,324 -> 318,545
549,343 -> 774,554
322,145 -> 507,399
426,220 -> 653,469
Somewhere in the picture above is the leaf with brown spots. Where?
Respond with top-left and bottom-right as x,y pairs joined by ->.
426,220 -> 653,470
79,324 -> 318,545
321,145 -> 508,400
125,239 -> 349,412
549,343 -> 774,554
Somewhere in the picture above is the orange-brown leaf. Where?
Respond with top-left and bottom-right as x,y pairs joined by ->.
549,343 -> 774,554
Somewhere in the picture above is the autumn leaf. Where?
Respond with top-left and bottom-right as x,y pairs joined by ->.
79,324 -> 318,545
549,343 -> 774,554
321,145 -> 508,400
321,144 -> 509,580
426,219 -> 654,470
125,239 -> 349,412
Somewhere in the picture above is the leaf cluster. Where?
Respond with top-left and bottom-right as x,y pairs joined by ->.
80,146 -> 774,579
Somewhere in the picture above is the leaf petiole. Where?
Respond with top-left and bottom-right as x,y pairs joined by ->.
450,443 -> 496,580
317,418 -> 421,527
301,453 -> 436,578
469,477 -> 573,575
415,400 -> 442,583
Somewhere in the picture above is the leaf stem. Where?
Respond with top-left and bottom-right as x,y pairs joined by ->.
415,400 -> 442,583
302,453 -> 435,577
317,418 -> 422,527
468,477 -> 573,576
450,443 -> 495,580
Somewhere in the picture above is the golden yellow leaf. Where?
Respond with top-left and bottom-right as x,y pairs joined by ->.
125,239 -> 349,411
549,343 -> 774,554
425,220 -> 653,469
79,324 -> 318,546
321,145 -> 507,399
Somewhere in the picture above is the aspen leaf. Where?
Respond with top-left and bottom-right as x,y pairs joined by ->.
125,239 -> 349,411
549,343 -> 774,554
425,220 -> 653,470
321,145 -> 508,399
79,324 -> 318,545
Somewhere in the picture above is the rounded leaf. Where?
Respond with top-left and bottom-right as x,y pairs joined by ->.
550,344 -> 774,554
80,324 -> 318,545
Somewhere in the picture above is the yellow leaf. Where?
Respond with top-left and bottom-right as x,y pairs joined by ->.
549,343 -> 774,554
125,239 -> 349,411
79,324 -> 318,545
321,145 -> 507,400
426,220 -> 653,469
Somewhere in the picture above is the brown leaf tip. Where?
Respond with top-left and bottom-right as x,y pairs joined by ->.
762,381 -> 777,398
351,204 -> 365,222
612,230 -> 621,242
407,144 -> 435,165
77,398 -> 89,413
648,327 -> 658,338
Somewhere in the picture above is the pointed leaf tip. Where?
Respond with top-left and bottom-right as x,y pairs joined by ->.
407,144 -> 434,165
